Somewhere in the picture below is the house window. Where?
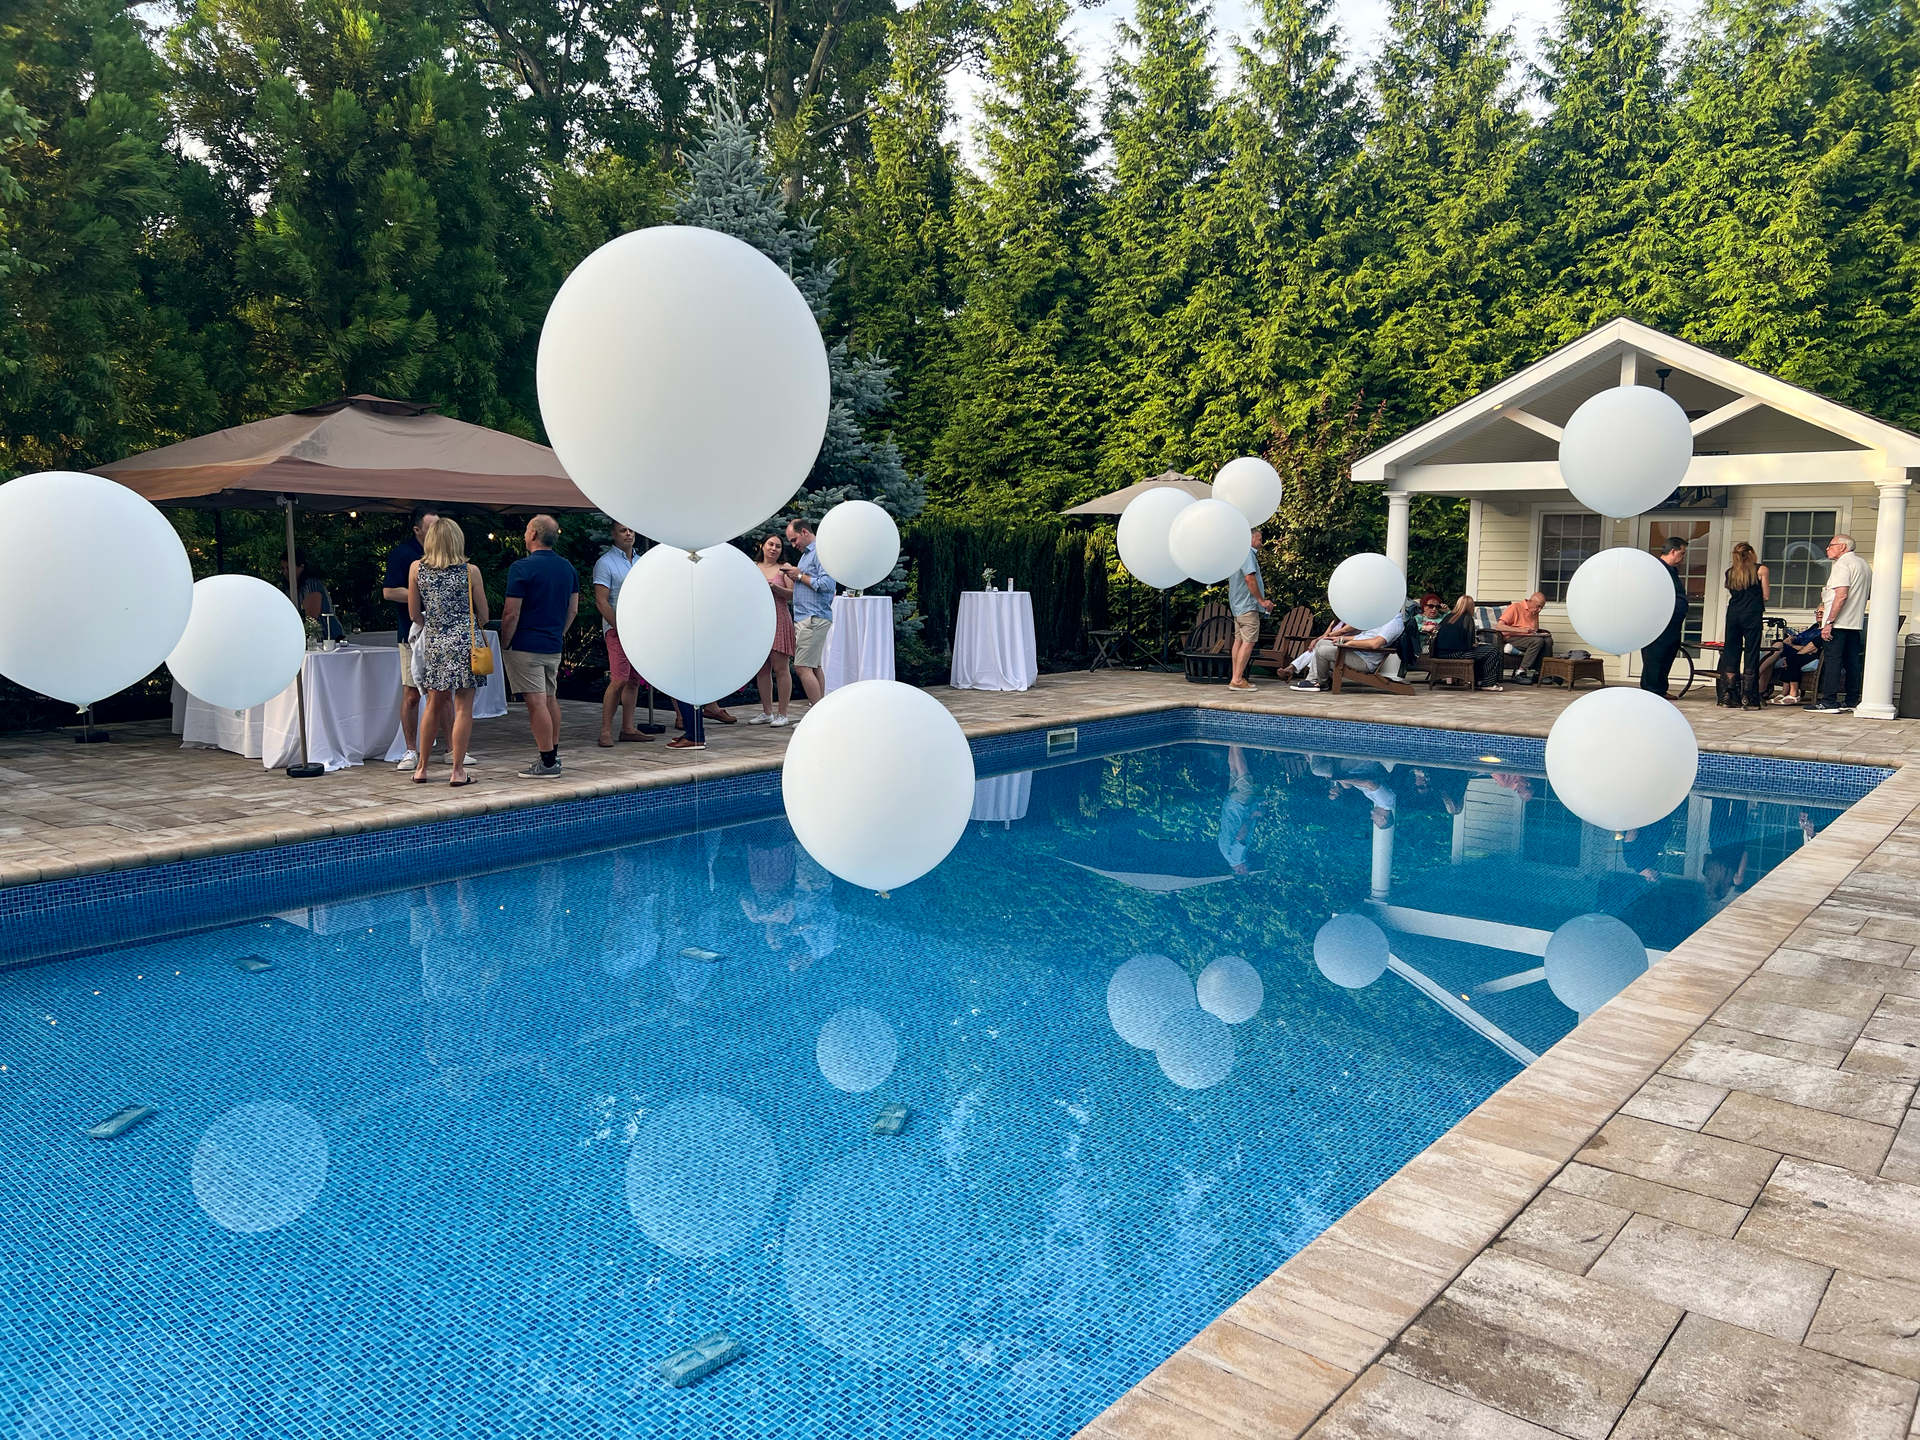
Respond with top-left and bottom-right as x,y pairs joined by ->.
1538,513 -> 1603,602
1760,510 -> 1837,610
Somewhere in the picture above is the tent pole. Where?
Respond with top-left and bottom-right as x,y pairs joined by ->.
282,496 -> 323,778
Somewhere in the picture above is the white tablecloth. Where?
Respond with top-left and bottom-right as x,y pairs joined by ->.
821,595 -> 896,693
175,634 -> 505,771
950,591 -> 1038,691
971,770 -> 1033,823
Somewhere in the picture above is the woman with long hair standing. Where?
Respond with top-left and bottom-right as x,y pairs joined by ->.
1719,540 -> 1769,709
408,518 -> 490,785
750,532 -> 797,726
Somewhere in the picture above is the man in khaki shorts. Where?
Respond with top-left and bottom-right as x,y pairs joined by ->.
785,517 -> 837,703
500,514 -> 579,778
1226,526 -> 1272,692
381,506 -> 438,768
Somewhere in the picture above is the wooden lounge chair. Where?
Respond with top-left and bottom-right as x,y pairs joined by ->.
1328,637 -> 1415,695
1182,612 -> 1235,683
1252,605 -> 1315,674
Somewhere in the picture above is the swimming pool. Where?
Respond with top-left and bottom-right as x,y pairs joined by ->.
0,718 -> 1888,1438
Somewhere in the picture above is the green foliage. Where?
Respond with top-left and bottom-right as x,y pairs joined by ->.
901,515 -> 1107,657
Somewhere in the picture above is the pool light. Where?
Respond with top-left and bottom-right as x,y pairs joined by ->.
1477,754 -> 1503,764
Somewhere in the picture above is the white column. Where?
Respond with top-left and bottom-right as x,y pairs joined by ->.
1857,477 -> 1910,720
1386,490 -> 1412,577
1371,820 -> 1395,900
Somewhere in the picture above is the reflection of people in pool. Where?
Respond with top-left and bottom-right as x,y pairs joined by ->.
1703,797 -> 1750,908
1218,746 -> 1260,874
1492,771 -> 1534,803
416,878 -> 504,1101
1335,774 -> 1397,828
1411,766 -> 1471,815
599,849 -> 660,978
741,839 -> 798,952
790,855 -> 838,970
1797,809 -> 1818,842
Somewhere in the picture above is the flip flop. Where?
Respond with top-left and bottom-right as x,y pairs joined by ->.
412,771 -> 431,784
449,776 -> 477,787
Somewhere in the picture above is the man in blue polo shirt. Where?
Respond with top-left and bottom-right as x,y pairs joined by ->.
501,513 -> 579,778
785,517 -> 836,703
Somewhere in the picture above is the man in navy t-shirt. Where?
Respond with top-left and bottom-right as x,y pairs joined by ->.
501,513 -> 579,778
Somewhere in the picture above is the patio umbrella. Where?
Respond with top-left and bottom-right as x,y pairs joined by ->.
94,396 -> 597,775
1060,471 -> 1210,667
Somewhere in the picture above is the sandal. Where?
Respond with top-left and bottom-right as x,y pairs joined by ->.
449,775 -> 477,787
412,769 -> 431,784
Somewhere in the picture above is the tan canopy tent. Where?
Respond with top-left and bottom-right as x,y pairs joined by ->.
1059,471 -> 1210,517
91,395 -> 597,776
94,395 -> 592,513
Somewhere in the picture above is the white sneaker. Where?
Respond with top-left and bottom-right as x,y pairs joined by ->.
395,750 -> 418,770
770,715 -> 791,727
748,713 -> 773,725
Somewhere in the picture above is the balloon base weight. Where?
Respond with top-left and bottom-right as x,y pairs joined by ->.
285,762 -> 325,779
637,723 -> 666,734
72,730 -> 112,744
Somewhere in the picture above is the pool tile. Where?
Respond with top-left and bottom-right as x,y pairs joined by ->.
1574,1114 -> 1783,1207
1587,1214 -> 1833,1343
1740,1159 -> 1920,1285
1704,1091 -> 1898,1173
1304,1366 -> 1562,1439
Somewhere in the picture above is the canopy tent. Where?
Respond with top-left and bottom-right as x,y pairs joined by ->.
93,395 -> 593,513
92,395 -> 598,776
1058,471 -> 1209,517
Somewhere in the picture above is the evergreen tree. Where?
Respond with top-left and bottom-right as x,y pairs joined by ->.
832,0 -> 965,472
928,0 -> 1098,516
1090,0 -> 1224,488
1528,0 -> 1676,337
675,99 -> 926,627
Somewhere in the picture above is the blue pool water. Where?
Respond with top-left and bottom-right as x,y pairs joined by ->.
0,728 -> 1878,1438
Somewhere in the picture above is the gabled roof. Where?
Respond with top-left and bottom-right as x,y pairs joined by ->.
1352,318 -> 1920,484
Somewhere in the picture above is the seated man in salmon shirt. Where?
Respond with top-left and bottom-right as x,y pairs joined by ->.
1494,592 -> 1551,685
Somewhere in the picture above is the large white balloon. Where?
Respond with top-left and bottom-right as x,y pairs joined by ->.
191,1101 -> 328,1234
536,226 -> 830,551
1197,955 -> 1264,1024
1315,913 -> 1390,989
1545,687 -> 1698,832
1564,546 -> 1678,656
1559,386 -> 1694,519
1115,486 -> 1196,590
166,575 -> 306,711
1212,456 -> 1282,527
615,541 -> 774,706
1107,954 -> 1195,1048
782,680 -> 975,892
1155,1007 -> 1235,1090
1169,499 -> 1254,584
0,471 -> 193,706
1327,553 -> 1406,631
816,1007 -> 899,1093
1544,913 -> 1649,1017
625,1093 -> 779,1257
814,500 -> 899,592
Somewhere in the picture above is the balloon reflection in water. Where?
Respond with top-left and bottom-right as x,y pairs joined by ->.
624,1094 -> 780,1258
1197,955 -> 1263,1024
816,1007 -> 899,1093
15,1328 -> 240,1440
1106,954 -> 1195,1049
191,1101 -> 329,1234
1154,1007 -> 1236,1090
1315,913 -> 1391,989
1544,913 -> 1649,1017
783,1149 -> 981,1363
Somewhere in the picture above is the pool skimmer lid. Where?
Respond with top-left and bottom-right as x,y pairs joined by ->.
86,1104 -> 154,1140
679,947 -> 724,963
871,1102 -> 909,1136
657,1331 -> 741,1387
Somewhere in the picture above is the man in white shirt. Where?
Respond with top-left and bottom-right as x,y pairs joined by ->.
593,523 -> 651,746
1808,534 -> 1872,712
1291,611 -> 1406,689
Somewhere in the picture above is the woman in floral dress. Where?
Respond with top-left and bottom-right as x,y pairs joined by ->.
408,518 -> 490,787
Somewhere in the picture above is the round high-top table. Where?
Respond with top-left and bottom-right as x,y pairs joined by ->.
821,595 -> 896,693
950,591 -> 1038,691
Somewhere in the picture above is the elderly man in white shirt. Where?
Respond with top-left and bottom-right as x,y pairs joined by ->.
1290,610 -> 1406,690
1808,534 -> 1873,712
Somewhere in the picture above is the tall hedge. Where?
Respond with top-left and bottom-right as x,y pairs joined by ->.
903,517 -> 1109,656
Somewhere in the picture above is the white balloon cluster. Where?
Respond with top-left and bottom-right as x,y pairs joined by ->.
1105,952 -> 1263,1090
814,499 -> 900,592
1114,455 -> 1279,590
1544,687 -> 1698,832
1558,386 -> 1694,520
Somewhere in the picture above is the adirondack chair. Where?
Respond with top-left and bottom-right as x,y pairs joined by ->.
1252,605 -> 1315,674
1182,609 -> 1235,683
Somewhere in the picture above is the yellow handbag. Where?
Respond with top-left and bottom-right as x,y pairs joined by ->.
467,567 -> 495,676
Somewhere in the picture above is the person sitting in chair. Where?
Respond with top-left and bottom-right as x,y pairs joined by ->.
1432,595 -> 1503,690
1291,610 -> 1406,690
1769,621 -> 1824,706
1494,592 -> 1550,684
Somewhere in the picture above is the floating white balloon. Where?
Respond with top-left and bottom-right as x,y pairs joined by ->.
166,575 -> 306,711
1315,913 -> 1390,989
814,499 -> 899,592
1106,954 -> 1195,1048
816,1007 -> 899,1093
536,226 -> 830,550
1545,687 -> 1698,833
1168,498 -> 1254,584
1115,486 -> 1196,590
191,1101 -> 329,1234
1564,546 -> 1680,655
1211,456 -> 1282,526
0,471 -> 194,707
1197,955 -> 1264,1024
1327,553 -> 1406,631
625,1093 -> 779,1257
1559,386 -> 1694,519
1544,913 -> 1649,1017
615,541 -> 774,706
1154,1006 -> 1235,1089
782,680 -> 975,892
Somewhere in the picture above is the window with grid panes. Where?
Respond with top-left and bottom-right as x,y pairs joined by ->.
1537,513 -> 1604,601
1759,510 -> 1837,610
